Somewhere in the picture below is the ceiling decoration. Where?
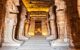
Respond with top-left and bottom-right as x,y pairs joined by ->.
28,11 -> 48,17
22,0 -> 52,17
22,0 -> 52,12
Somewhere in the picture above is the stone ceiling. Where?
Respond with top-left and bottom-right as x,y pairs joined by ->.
22,0 -> 53,17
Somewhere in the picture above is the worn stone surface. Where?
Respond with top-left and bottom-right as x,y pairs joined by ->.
42,20 -> 48,36
0,36 -> 71,50
18,5 -> 28,40
46,6 -> 57,40
0,0 -> 5,46
28,20 -> 35,36
65,0 -> 80,47
77,0 -> 80,18
51,0 -> 69,47
24,20 -> 30,37
2,0 -> 22,46
0,0 -> 80,49
13,0 -> 20,6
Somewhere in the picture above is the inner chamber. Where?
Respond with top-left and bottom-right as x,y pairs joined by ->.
25,17 -> 48,36
35,20 -> 42,36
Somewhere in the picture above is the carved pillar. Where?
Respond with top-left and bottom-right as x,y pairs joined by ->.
51,0 -> 69,46
2,0 -> 22,46
42,20 -> 48,36
46,18 -> 50,36
46,6 -> 57,40
77,0 -> 80,18
18,5 -> 28,40
28,19 -> 35,36
25,20 -> 30,37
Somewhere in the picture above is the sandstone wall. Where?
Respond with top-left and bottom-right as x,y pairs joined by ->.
0,0 -> 80,47
65,0 -> 80,47
0,0 -> 6,46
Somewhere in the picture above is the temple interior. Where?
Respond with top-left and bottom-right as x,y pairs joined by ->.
0,0 -> 80,50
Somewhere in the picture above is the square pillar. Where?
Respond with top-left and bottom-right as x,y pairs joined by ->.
2,0 -> 23,46
46,6 -> 57,40
51,0 -> 70,47
2,14 -> 23,46
18,5 -> 29,40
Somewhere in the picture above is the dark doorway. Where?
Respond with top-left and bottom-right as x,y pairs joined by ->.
35,20 -> 42,35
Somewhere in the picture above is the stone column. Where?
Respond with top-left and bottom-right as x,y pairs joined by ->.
18,5 -> 28,40
77,0 -> 80,18
42,20 -> 48,36
46,18 -> 50,36
46,6 -> 57,40
28,19 -> 35,36
25,20 -> 30,37
2,0 -> 22,46
51,0 -> 69,47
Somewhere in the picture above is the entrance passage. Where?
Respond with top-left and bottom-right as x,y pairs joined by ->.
0,36 -> 69,50
35,21 -> 42,35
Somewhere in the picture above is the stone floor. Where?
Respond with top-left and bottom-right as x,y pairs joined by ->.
0,36 -> 80,50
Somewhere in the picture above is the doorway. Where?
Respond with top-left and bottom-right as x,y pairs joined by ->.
35,20 -> 42,36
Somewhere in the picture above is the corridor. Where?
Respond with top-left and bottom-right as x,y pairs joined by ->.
0,36 -> 70,50
0,0 -> 80,50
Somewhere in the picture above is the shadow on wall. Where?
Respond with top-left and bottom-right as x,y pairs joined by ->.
0,0 -> 6,47
15,2 -> 22,39
65,0 -> 80,48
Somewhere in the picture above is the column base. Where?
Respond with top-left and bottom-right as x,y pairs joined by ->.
46,35 -> 56,41
25,34 -> 32,38
51,38 -> 69,47
18,36 -> 29,41
2,41 -> 23,46
69,39 -> 74,47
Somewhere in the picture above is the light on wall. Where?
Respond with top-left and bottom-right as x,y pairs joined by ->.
22,0 -> 50,12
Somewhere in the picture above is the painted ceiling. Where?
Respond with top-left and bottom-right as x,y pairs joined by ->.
22,0 -> 53,17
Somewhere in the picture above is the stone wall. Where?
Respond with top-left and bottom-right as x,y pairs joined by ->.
65,0 -> 80,47
0,0 -> 80,47
0,0 -> 6,46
